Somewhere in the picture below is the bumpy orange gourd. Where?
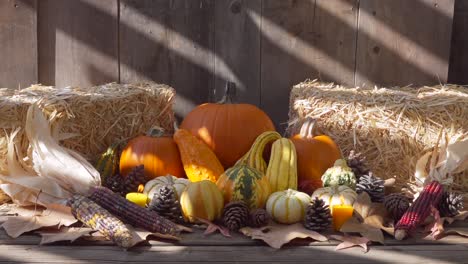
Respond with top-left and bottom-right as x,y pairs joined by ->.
180,82 -> 275,168
290,118 -> 341,194
173,129 -> 224,182
120,128 -> 185,179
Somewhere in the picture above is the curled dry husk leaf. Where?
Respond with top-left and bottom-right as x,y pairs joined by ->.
0,104 -> 101,206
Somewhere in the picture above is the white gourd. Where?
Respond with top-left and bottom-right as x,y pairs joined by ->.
266,189 -> 310,224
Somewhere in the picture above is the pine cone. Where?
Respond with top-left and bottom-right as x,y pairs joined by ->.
304,197 -> 332,231
148,186 -> 183,223
356,172 -> 385,203
438,191 -> 464,217
122,165 -> 147,195
222,201 -> 249,231
249,209 -> 270,228
383,193 -> 411,221
104,174 -> 124,194
347,150 -> 370,180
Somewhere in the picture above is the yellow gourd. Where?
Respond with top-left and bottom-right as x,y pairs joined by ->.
173,129 -> 224,182
236,131 -> 282,173
266,138 -> 297,193
180,180 -> 224,223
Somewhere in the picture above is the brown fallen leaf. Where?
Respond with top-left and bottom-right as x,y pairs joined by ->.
38,227 -> 94,245
330,234 -> 370,253
195,217 -> 231,238
427,210 -> 468,240
1,204 -> 77,238
240,222 -> 327,249
339,193 -> 394,244
443,211 -> 468,225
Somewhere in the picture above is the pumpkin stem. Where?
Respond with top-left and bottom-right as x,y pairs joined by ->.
299,117 -> 322,138
218,81 -> 236,104
147,126 -> 166,137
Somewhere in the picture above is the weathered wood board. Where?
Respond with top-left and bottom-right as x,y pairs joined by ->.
356,0 -> 455,87
213,0 -> 262,105
120,0 -> 215,119
0,0 -> 37,88
38,0 -> 119,88
260,0 -> 359,131
449,0 -> 468,84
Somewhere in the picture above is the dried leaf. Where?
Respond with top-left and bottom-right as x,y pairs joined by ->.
427,207 -> 444,239
240,223 -> 327,249
330,234 -> 370,252
1,204 -> 77,238
129,227 -> 181,247
444,227 -> 468,237
340,193 -> 394,243
443,211 -> 468,225
195,217 -> 231,238
38,227 -> 93,245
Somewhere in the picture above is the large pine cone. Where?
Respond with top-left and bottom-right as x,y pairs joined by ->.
122,165 -> 147,195
104,174 -> 124,195
438,191 -> 464,217
148,186 -> 183,223
347,150 -> 370,180
304,197 -> 332,231
356,172 -> 385,203
383,193 -> 411,221
223,201 -> 249,231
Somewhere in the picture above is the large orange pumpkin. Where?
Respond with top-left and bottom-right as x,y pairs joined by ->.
120,127 -> 185,179
290,118 -> 341,195
180,82 -> 275,168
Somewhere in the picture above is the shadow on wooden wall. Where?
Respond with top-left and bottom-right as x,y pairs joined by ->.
2,0 -> 465,131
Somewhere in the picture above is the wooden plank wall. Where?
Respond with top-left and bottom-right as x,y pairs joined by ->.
1,0 -> 465,130
0,0 -> 37,89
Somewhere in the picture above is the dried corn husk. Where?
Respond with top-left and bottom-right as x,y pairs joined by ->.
288,80 -> 468,192
0,104 -> 101,206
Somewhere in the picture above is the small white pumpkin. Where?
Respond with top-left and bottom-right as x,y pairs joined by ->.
266,189 -> 311,224
311,185 -> 357,208
144,175 -> 190,201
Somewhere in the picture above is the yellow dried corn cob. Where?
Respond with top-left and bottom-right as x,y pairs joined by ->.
68,195 -> 133,248
89,186 -> 180,236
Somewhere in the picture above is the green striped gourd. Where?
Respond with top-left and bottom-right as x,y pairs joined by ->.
266,138 -> 297,193
266,189 -> 310,224
236,131 -> 281,173
95,142 -> 121,182
216,164 -> 270,210
321,159 -> 356,189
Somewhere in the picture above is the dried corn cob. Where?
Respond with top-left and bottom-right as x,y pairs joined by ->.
68,195 -> 133,248
89,186 -> 180,236
395,181 -> 444,240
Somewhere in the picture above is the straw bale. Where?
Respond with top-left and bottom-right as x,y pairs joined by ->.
0,82 -> 176,178
288,80 -> 468,191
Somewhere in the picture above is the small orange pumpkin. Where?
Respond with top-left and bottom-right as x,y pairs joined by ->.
120,127 -> 185,179
180,82 -> 276,168
290,118 -> 341,194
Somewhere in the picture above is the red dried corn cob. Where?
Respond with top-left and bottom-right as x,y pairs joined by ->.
89,186 -> 180,236
395,181 -> 444,240
68,195 -> 134,248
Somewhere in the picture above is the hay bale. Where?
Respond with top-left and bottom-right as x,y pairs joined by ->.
0,82 -> 176,177
288,80 -> 468,191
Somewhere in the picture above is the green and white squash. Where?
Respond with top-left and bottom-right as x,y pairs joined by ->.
144,175 -> 190,202
321,159 -> 356,189
311,185 -> 357,209
216,164 -> 271,210
266,189 -> 310,224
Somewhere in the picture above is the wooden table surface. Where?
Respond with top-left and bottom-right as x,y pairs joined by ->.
1,222 -> 468,264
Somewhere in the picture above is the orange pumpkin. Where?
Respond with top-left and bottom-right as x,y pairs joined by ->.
120,127 -> 185,179
180,82 -> 275,168
290,118 -> 341,194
